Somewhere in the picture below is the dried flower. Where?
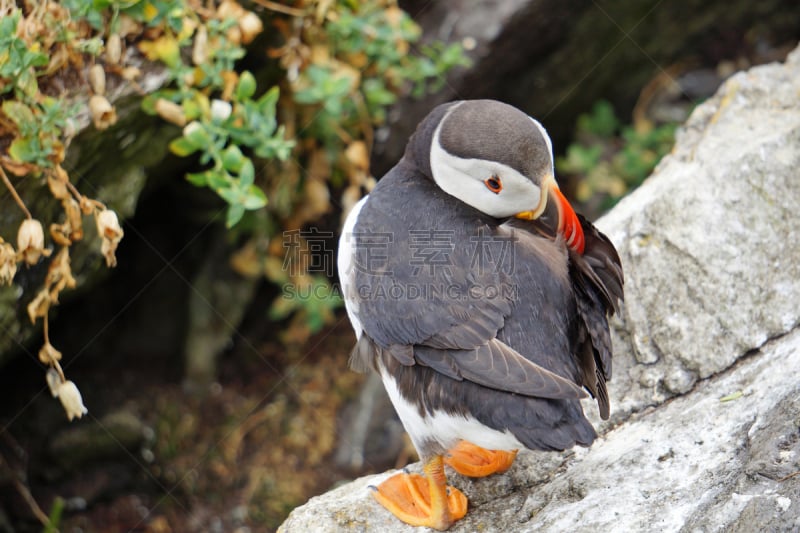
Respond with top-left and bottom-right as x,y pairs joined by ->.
50,223 -> 72,246
89,94 -> 117,130
304,179 -> 330,217
38,341 -> 62,365
106,33 -> 122,64
226,25 -> 242,46
217,0 -> 245,19
345,141 -> 369,173
0,239 -> 17,285
239,12 -> 263,45
192,25 -> 208,65
56,380 -> 88,421
46,368 -> 61,397
47,168 -> 70,200
79,196 -> 96,215
27,288 -> 51,323
46,247 -> 77,302
89,64 -> 106,95
95,209 -> 124,267
120,66 -> 141,81
17,219 -> 50,265
154,98 -> 187,127
210,99 -> 232,122
63,198 -> 84,242
221,71 -> 238,101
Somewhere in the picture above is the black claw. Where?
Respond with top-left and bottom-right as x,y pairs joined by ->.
368,485 -> 378,492
403,467 -> 411,474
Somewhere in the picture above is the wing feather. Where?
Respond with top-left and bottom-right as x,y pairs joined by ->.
415,339 -> 587,400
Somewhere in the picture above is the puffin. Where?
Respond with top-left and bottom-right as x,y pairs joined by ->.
337,100 -> 623,530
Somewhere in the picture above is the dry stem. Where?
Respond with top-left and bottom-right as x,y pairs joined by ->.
0,166 -> 32,219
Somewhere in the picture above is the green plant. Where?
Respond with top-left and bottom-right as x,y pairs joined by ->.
0,11 -> 49,98
1,0 -> 469,380
0,3 -> 134,426
557,99 -> 678,211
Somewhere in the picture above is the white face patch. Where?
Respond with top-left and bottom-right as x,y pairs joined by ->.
429,113 -> 543,218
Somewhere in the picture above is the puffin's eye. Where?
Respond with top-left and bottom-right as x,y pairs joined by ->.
484,176 -> 503,194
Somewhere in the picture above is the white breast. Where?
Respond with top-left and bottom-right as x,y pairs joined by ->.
338,196 -> 368,339
378,360 -> 523,453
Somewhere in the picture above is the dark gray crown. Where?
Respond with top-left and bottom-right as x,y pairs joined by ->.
438,100 -> 552,179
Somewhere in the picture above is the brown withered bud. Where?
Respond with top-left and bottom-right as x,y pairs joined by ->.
120,66 -> 141,81
79,196 -> 95,215
46,247 -> 77,303
239,12 -> 264,45
89,64 -> 106,95
154,98 -> 187,127
17,219 -> 51,265
106,33 -> 122,64
89,94 -> 117,130
27,288 -> 51,324
0,239 -> 17,286
192,25 -> 208,66
226,25 -> 242,46
47,168 -> 70,200
95,209 -> 124,267
50,223 -> 72,246
39,341 -> 62,365
63,198 -> 84,242
217,0 -> 246,19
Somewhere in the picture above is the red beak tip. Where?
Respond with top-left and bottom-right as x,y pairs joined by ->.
552,185 -> 585,255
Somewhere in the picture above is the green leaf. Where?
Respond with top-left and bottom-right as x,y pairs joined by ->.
8,137 -> 38,163
140,94 -> 160,115
578,100 -> 619,138
222,145 -> 245,173
238,158 -> 255,186
0,11 -> 20,39
16,68 -> 39,98
363,78 -> 396,107
257,86 -> 280,116
217,186 -> 241,205
186,170 -> 212,187
181,122 -> 211,149
207,170 -> 231,191
2,100 -> 36,127
235,71 -> 257,101
169,136 -> 200,157
241,184 -> 267,209
226,203 -> 246,228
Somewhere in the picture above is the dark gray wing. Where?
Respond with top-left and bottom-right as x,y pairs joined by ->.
569,215 -> 624,419
347,162 -> 585,400
351,336 -> 586,400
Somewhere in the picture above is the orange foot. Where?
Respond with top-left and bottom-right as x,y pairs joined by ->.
445,440 -> 518,478
371,455 -> 467,530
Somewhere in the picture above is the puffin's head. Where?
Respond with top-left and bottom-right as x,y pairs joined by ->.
426,100 -> 584,253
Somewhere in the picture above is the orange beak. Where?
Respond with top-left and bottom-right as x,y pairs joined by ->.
514,175 -> 585,254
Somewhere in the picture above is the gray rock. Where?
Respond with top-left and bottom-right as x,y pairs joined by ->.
279,43 -> 800,532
